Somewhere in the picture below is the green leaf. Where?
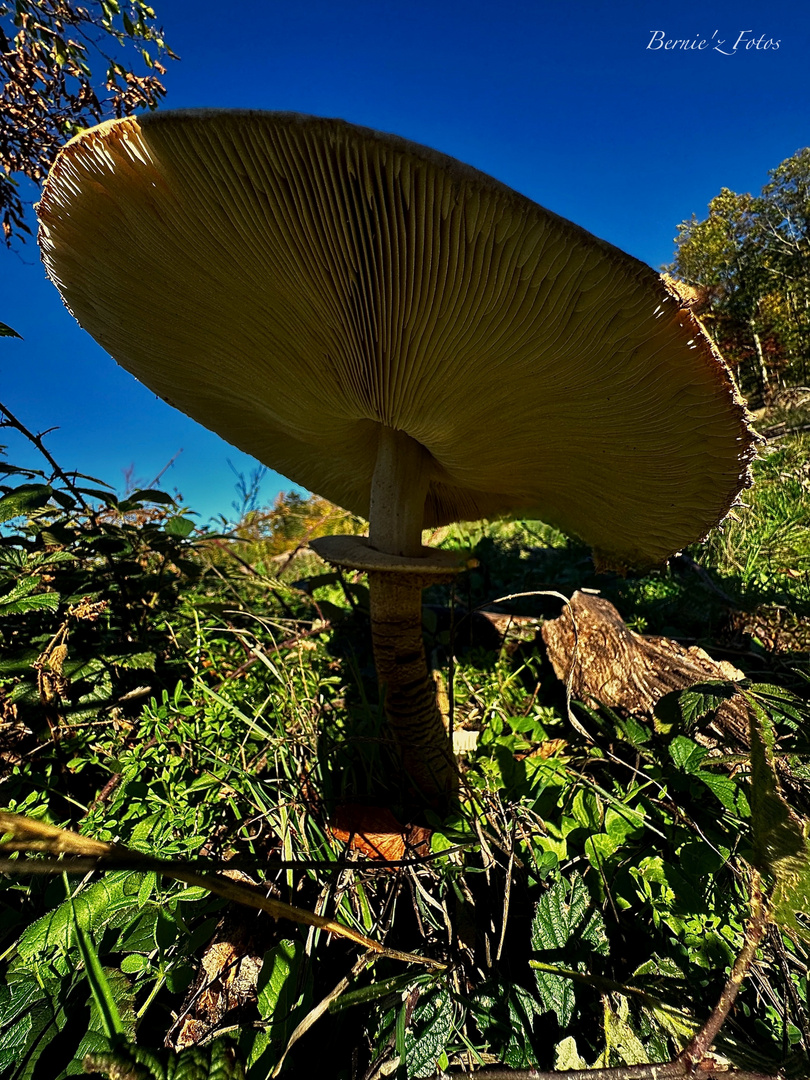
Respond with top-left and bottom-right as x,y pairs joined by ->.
137,871 -> 157,907
0,576 -> 60,616
747,682 -> 809,726
123,489 -> 176,506
677,680 -> 740,724
246,939 -> 308,1072
584,832 -> 618,866
175,886 -> 209,903
603,994 -> 648,1065
0,484 -> 53,523
256,939 -> 303,1024
696,771 -> 738,812
604,805 -> 644,842
0,321 -> 22,338
164,515 -> 195,538
107,650 -> 157,671
11,873 -> 140,969
670,736 -> 742,811
655,680 -> 739,732
532,874 -> 589,951
39,523 -> 77,546
75,486 -> 118,503
330,972 -> 420,1013
554,1036 -> 591,1069
49,489 -> 78,511
504,987 -> 543,1067
0,970 -> 75,1080
534,962 -> 575,1027
120,954 -> 149,974
404,987 -> 452,1078
669,736 -> 708,774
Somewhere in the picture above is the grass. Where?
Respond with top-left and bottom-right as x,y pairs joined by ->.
0,420 -> 809,1078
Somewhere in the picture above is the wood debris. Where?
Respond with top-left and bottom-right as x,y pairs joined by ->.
541,591 -> 751,745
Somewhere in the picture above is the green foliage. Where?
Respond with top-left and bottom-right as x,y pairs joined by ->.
697,432 -> 810,611
669,147 -> 810,398
0,439 -> 203,731
1,420 -> 809,1076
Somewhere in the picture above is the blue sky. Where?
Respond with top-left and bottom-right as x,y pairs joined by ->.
3,0 -> 808,523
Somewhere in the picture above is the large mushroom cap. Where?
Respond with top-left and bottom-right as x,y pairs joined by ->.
38,110 -> 755,568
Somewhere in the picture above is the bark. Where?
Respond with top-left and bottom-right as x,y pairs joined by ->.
541,592 -> 751,746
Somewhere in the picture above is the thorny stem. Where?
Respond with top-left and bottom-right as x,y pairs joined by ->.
0,398 -> 95,518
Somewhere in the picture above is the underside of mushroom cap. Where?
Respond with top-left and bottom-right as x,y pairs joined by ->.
37,110 -> 756,569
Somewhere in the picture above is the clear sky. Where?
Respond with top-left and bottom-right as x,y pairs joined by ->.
3,0 -> 808,523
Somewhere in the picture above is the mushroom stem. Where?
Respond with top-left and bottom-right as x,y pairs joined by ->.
368,427 -> 431,558
364,426 -> 457,803
367,569 -> 458,803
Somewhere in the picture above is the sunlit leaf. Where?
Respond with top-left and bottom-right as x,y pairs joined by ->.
0,484 -> 52,523
746,694 -> 810,938
404,986 -> 452,1078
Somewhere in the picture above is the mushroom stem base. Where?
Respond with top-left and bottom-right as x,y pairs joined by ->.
367,570 -> 458,803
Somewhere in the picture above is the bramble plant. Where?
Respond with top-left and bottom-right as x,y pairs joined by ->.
0,401 -> 199,737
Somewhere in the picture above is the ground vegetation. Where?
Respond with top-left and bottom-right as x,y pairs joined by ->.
0,394 -> 808,1078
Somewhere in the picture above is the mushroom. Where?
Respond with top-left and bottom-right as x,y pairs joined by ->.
37,110 -> 755,804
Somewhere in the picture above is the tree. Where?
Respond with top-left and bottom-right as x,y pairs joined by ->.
669,149 -> 810,402
1,0 -> 176,245
758,149 -> 810,383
